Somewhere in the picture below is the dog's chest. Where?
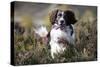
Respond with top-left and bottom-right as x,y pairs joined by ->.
51,29 -> 66,41
50,26 -> 73,43
50,26 -> 75,53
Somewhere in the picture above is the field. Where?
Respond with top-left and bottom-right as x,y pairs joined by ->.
13,2 -> 97,65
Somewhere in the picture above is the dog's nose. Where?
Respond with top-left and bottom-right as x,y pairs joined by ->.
60,20 -> 64,25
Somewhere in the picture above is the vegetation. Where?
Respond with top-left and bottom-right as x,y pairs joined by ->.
14,9 -> 97,65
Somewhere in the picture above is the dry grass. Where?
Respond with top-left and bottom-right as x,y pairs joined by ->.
14,10 -> 97,65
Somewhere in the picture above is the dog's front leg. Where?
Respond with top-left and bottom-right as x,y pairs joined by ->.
51,50 -> 55,59
50,41 -> 55,59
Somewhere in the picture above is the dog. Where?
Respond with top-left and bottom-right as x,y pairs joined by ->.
49,9 -> 77,58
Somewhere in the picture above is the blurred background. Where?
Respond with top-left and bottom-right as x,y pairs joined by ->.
12,1 -> 97,65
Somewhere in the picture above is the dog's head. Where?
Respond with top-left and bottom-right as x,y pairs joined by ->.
50,9 -> 77,26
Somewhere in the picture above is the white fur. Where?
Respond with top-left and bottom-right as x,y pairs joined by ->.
34,26 -> 48,37
57,11 -> 65,25
50,24 -> 75,58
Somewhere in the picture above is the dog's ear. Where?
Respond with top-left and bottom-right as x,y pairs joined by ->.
49,9 -> 58,25
64,10 -> 77,24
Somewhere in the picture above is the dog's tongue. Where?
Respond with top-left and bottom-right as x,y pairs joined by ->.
60,26 -> 64,30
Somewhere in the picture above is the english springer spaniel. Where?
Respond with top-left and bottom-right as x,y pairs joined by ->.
49,9 -> 77,58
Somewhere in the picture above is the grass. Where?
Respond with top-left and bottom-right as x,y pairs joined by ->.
14,10 -> 97,65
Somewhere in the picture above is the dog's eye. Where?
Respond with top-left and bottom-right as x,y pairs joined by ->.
58,13 -> 62,17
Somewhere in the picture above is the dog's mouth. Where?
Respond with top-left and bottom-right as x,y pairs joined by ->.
59,24 -> 65,30
53,23 -> 65,30
55,25 -> 65,30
